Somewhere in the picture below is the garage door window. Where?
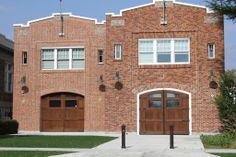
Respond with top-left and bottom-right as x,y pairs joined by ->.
49,100 -> 61,107
65,100 -> 77,108
150,100 -> 162,108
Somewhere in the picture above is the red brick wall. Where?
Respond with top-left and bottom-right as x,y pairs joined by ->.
104,3 -> 224,133
13,15 -> 106,131
14,2 -> 224,133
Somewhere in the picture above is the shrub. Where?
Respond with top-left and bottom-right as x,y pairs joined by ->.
0,120 -> 19,135
201,133 -> 236,148
215,71 -> 236,133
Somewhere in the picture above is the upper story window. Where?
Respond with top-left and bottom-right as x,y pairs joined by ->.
208,43 -> 215,59
22,51 -> 27,65
5,63 -> 13,93
139,38 -> 190,65
114,44 -> 122,60
98,49 -> 103,64
41,48 -> 85,70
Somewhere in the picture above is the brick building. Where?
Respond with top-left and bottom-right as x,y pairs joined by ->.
0,34 -> 14,120
13,0 -> 224,134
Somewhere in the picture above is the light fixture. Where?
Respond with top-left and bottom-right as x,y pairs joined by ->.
97,75 -> 104,84
115,71 -> 120,81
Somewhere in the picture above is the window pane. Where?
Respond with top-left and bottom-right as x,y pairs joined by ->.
167,93 -> 179,98
157,40 -> 171,52
175,40 -> 189,51
139,40 -> 153,52
42,61 -> 54,69
65,100 -> 77,108
57,60 -> 69,69
98,50 -> 103,63
150,100 -> 162,108
150,93 -> 162,98
167,100 -> 179,108
139,53 -> 153,63
72,60 -> 84,69
115,44 -> 121,59
157,54 -> 171,62
42,49 -> 54,60
57,49 -> 69,59
72,48 -> 84,59
49,100 -> 61,107
175,54 -> 189,62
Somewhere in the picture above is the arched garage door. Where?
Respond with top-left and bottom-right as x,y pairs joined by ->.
139,90 -> 189,135
41,93 -> 84,132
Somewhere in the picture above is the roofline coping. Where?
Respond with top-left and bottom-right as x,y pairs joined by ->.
14,0 -> 213,27
13,12 -> 105,27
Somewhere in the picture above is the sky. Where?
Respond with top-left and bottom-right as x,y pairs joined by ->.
0,0 -> 235,70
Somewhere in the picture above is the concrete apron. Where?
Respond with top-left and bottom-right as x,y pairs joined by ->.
50,134 -> 219,157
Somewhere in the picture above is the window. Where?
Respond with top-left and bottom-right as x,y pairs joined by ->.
5,64 -> 13,93
65,100 -> 77,108
208,43 -> 215,59
138,38 -> 190,64
114,44 -> 122,60
49,100 -> 61,107
98,49 -> 103,64
72,48 -> 85,69
22,51 -> 27,65
41,48 -> 85,70
139,40 -> 153,63
41,49 -> 54,69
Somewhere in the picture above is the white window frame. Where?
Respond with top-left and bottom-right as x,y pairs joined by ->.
114,44 -> 122,60
138,38 -> 190,65
41,47 -> 85,70
4,63 -> 13,93
208,43 -> 216,59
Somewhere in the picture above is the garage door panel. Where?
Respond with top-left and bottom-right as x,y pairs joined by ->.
145,109 -> 162,120
64,109 -> 84,120
64,120 -> 84,132
41,120 -> 63,132
165,121 -> 189,134
42,109 -> 64,120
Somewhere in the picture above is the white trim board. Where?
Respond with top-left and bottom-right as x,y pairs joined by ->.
14,0 -> 212,27
136,88 -> 192,135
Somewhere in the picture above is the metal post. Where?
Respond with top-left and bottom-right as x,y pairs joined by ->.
121,124 -> 126,149
170,125 -> 174,149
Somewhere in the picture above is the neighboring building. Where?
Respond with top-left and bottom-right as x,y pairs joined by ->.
0,34 -> 14,120
13,0 -> 224,134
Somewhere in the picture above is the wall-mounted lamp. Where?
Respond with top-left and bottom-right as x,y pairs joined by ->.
20,76 -> 26,84
209,69 -> 218,89
97,75 -> 104,84
97,75 -> 106,92
115,71 -> 120,81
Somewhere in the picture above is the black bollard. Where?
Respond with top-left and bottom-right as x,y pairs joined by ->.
121,124 -> 126,149
170,125 -> 174,149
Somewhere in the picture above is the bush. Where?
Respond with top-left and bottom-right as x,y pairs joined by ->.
201,132 -> 236,148
0,120 -> 19,135
215,71 -> 236,133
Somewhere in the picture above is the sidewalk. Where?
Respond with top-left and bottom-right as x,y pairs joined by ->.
49,134 -> 220,157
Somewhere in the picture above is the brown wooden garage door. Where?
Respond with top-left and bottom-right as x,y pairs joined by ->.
140,90 -> 189,135
41,93 -> 84,132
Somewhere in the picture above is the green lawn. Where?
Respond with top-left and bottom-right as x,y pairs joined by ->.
0,151 -> 68,157
212,153 -> 236,157
0,135 -> 116,148
201,133 -> 236,149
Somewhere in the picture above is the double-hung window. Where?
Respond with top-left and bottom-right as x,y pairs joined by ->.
139,38 -> 190,64
208,43 -> 215,59
139,40 -> 153,64
174,39 -> 189,63
114,44 -> 122,60
41,48 -> 85,70
72,48 -> 85,69
41,49 -> 54,70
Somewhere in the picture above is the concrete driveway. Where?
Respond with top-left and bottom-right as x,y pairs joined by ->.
51,133 -> 218,157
